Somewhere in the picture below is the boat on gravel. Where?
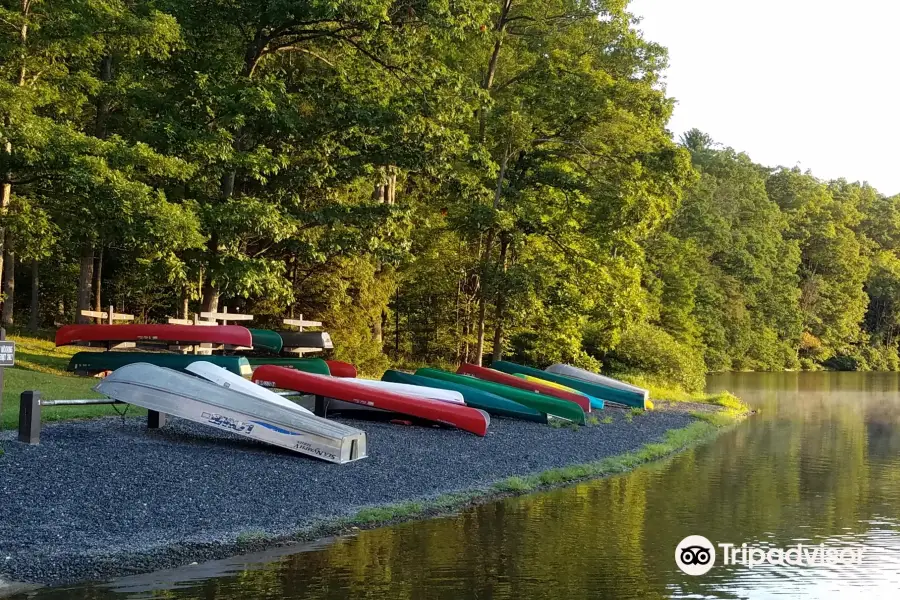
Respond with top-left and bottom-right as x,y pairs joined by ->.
68,351 -> 251,376
545,363 -> 650,396
494,361 -> 649,409
185,361 -> 314,415
55,324 -> 253,348
414,368 -> 586,425
457,363 -> 594,412
383,370 -> 547,423
349,379 -> 465,404
95,363 -> 367,463
513,374 -> 605,411
252,365 -> 490,436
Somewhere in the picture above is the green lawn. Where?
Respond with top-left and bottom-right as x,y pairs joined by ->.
1,331 -> 145,430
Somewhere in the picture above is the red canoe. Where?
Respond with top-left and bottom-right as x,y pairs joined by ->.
326,360 -> 357,378
252,365 -> 489,436
457,363 -> 592,413
55,324 -> 253,348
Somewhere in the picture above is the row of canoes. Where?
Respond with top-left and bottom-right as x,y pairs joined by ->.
61,324 -> 649,455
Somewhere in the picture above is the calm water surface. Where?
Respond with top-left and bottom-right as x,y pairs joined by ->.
15,372 -> 900,599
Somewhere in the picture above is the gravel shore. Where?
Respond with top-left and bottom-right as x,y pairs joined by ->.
0,407 -> 694,586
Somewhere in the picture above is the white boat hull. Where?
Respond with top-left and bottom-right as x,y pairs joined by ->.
349,379 -> 465,404
545,364 -> 649,400
95,363 -> 366,464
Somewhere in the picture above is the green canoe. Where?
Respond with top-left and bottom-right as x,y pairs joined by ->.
492,360 -> 646,408
246,357 -> 331,375
383,370 -> 547,423
68,352 -> 251,376
415,368 -> 585,424
248,328 -> 283,354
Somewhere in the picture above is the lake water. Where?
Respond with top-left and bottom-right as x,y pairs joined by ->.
13,372 -> 900,599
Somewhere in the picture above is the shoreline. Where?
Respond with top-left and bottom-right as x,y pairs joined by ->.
0,397 -> 748,588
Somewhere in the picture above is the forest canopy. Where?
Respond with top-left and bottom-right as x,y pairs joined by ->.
1,0 -> 896,386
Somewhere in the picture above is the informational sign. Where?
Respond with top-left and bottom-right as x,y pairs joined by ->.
0,340 -> 15,367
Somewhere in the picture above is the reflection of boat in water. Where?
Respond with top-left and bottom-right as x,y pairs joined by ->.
94,363 -> 366,464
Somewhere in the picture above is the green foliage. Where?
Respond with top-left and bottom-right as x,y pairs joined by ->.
0,2 -> 897,378
604,323 -> 707,392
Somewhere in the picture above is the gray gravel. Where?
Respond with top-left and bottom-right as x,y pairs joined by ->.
0,408 -> 693,586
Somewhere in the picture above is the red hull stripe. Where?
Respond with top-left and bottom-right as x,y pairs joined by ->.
325,360 -> 358,378
457,363 -> 592,412
55,324 -> 253,348
252,365 -> 489,436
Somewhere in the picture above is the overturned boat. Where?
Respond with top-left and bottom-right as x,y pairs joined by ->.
415,368 -> 586,424
68,351 -> 251,376
457,363 -> 594,412
494,361 -> 649,409
94,363 -> 366,464
56,324 -> 253,348
384,370 -> 547,423
252,365 -> 490,436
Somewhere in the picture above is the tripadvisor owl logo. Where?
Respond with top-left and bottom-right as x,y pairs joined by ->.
675,535 -> 716,576
675,535 -> 865,575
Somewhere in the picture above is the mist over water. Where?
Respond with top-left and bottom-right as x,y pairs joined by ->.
17,372 -> 900,599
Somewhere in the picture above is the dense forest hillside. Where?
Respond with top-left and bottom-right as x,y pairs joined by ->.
1,1 -> 896,386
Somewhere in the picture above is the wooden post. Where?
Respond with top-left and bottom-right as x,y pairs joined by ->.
107,304 -> 114,325
18,390 -> 41,445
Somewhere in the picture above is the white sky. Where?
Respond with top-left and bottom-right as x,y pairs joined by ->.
630,0 -> 900,195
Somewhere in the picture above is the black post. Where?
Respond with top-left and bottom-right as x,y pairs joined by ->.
147,411 -> 166,429
0,327 -> 5,420
314,395 -> 328,418
18,390 -> 41,445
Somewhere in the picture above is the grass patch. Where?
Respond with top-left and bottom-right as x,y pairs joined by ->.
493,476 -> 534,493
586,415 -> 599,426
599,416 -> 614,424
353,502 -> 426,524
0,331 -> 149,430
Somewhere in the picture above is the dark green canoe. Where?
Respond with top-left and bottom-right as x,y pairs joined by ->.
248,328 -> 283,354
492,360 -> 646,408
68,352 -> 251,376
246,357 -> 331,375
383,370 -> 547,423
415,368 -> 585,424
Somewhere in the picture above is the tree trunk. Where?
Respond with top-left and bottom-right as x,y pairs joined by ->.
0,1 -> 31,291
93,247 -> 103,321
1,246 -> 14,325
182,288 -> 189,320
201,231 -> 220,312
29,259 -> 38,330
490,236 -> 510,364
76,243 -> 94,324
474,151 -> 510,365
474,295 -> 488,366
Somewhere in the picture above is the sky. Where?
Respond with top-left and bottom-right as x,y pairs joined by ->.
629,0 -> 900,195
